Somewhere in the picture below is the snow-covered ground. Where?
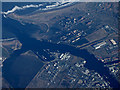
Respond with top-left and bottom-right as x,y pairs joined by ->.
1,1 -> 73,16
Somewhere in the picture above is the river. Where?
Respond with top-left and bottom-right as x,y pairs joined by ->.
2,17 -> 120,88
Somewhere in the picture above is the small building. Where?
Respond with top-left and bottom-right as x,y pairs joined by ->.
94,41 -> 106,50
110,39 -> 117,45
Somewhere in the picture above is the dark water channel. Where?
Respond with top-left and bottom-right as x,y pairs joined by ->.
2,17 -> 120,88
